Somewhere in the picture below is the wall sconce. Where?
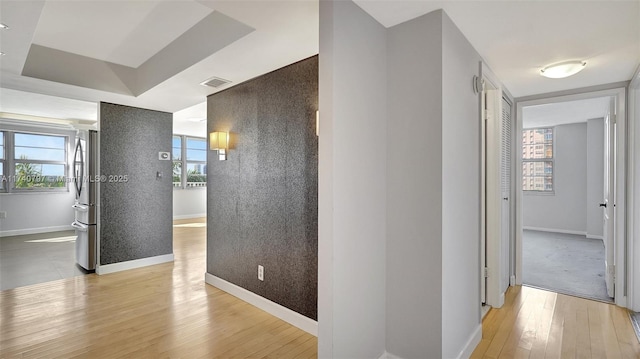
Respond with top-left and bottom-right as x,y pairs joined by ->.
210,131 -> 229,161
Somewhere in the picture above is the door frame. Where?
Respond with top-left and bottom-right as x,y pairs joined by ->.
515,86 -> 627,307
628,69 -> 640,311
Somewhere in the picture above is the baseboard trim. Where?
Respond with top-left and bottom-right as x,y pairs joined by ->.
205,273 -> 318,336
172,213 -> 206,220
586,234 -> 604,240
523,226 -> 586,236
96,253 -> 174,275
456,324 -> 482,359
0,225 -> 73,237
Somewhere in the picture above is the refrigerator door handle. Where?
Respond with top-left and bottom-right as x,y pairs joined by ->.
72,204 -> 88,211
71,221 -> 88,231
73,138 -> 84,198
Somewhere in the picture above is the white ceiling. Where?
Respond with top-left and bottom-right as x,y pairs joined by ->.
0,0 -> 319,122
0,0 -> 638,127
33,1 -> 212,68
522,97 -> 611,128
354,0 -> 640,97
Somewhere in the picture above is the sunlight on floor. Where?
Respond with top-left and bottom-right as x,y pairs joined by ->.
25,236 -> 77,243
173,223 -> 207,228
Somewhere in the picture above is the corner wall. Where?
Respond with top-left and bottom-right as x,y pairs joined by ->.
320,4 -> 485,358
318,1 -> 387,357
386,10 -> 443,359
99,102 -> 173,265
206,56 -> 318,321
441,13 -> 483,358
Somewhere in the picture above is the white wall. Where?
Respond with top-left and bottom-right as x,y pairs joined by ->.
586,118 -> 605,238
386,10 -> 443,358
441,13 -> 482,358
523,123 -> 588,234
318,1 -> 387,357
0,192 -> 75,236
321,4 -> 487,357
172,188 -> 206,219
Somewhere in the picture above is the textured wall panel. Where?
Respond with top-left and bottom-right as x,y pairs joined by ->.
207,56 -> 318,320
99,102 -> 173,265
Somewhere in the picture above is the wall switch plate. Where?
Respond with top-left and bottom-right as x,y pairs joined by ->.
158,152 -> 170,160
258,265 -> 264,281
0,211 -> 6,219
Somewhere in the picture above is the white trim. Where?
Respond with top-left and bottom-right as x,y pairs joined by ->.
172,213 -> 206,220
205,273 -> 318,336
455,324 -> 483,359
0,225 -> 73,237
523,226 -> 586,236
586,234 -> 604,240
96,253 -> 174,275
628,66 -> 640,311
378,352 -> 405,359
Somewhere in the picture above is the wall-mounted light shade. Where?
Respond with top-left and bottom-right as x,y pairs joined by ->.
540,60 -> 586,79
210,131 -> 229,161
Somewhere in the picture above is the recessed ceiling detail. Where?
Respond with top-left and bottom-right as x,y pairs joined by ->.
21,11 -> 254,97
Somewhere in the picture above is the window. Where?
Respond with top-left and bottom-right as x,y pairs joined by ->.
172,136 -> 182,188
185,138 -> 206,187
522,128 -> 553,192
172,135 -> 206,188
0,130 -> 69,193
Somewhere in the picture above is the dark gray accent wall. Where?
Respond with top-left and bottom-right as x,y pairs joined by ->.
99,102 -> 173,265
207,56 -> 318,320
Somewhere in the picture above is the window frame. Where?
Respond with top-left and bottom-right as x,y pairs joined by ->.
172,134 -> 207,189
522,127 -> 555,194
0,131 -> 5,192
0,127 -> 71,194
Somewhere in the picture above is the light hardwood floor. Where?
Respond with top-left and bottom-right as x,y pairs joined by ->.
0,218 -> 317,358
471,285 -> 640,359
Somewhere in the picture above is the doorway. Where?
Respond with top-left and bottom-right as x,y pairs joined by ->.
516,88 -> 627,306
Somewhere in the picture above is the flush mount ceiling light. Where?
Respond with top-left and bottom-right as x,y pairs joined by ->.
540,60 -> 587,79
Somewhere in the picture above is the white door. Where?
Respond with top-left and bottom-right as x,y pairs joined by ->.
603,99 -> 615,298
500,97 -> 512,291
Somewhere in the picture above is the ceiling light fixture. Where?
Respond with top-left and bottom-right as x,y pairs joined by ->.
540,60 -> 587,79
0,52 -> 5,56
0,23 -> 9,29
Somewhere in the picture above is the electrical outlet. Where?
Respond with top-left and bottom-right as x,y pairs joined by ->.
0,211 -> 6,219
258,265 -> 264,281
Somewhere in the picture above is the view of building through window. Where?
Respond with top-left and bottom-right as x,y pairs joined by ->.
522,128 -> 553,192
172,135 -> 206,188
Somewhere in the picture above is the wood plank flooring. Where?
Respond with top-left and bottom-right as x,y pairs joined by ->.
471,285 -> 640,359
0,218 -> 317,358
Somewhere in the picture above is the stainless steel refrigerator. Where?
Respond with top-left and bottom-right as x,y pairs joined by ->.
72,130 -> 97,271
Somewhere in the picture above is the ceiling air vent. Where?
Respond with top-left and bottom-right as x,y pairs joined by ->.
200,76 -> 231,88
